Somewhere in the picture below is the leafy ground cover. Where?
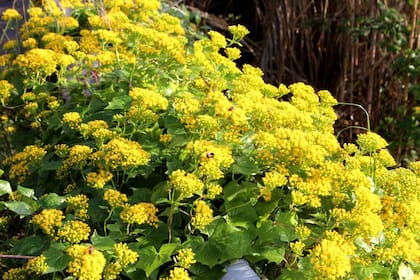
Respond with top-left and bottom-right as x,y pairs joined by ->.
0,0 -> 419,279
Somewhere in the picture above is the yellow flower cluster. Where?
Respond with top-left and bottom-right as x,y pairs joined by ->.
169,169 -> 204,198
1,8 -> 22,21
31,209 -> 64,237
66,194 -> 89,220
101,138 -> 150,170
62,112 -> 82,129
174,248 -> 196,269
86,169 -> 113,189
57,144 -> 92,177
25,255 -> 48,275
356,131 -> 389,153
162,267 -> 192,280
0,80 -> 14,103
57,220 -> 91,243
186,140 -> 234,181
191,200 -> 213,230
2,267 -> 27,280
13,48 -> 58,78
310,231 -> 355,280
114,242 -> 139,267
66,244 -> 106,280
120,202 -> 159,226
3,145 -> 46,183
104,189 -> 128,208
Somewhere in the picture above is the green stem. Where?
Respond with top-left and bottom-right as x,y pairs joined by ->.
103,207 -> 115,235
336,125 -> 368,139
337,102 -> 371,132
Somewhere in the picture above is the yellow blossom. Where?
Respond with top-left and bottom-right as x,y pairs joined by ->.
58,220 -> 91,243
114,242 -> 139,267
66,244 -> 106,280
1,9 -> 22,21
191,200 -> 213,229
174,248 -> 196,269
2,267 -> 28,280
310,231 -> 355,280
228,24 -> 249,40
102,138 -> 150,170
25,255 -> 48,275
86,169 -> 113,189
356,132 -> 389,153
169,169 -> 204,198
62,112 -> 82,129
66,194 -> 89,220
120,202 -> 159,226
103,262 -> 123,280
13,48 -> 58,77
163,267 -> 191,280
104,189 -> 128,208
0,80 -> 14,103
31,209 -> 64,237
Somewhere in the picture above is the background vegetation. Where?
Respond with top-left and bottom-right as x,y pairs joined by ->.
180,0 -> 420,164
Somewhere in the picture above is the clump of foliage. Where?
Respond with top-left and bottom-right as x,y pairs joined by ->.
0,0 -> 419,279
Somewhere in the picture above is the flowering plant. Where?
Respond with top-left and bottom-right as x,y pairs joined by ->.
0,1 -> 419,279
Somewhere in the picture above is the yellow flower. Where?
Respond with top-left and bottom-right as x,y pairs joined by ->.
206,183 -> 222,199
102,138 -> 150,170
356,132 -> 388,153
57,145 -> 92,177
2,267 -> 28,280
169,169 -> 204,198
1,9 -> 22,21
65,194 -> 90,220
31,209 -> 64,237
120,202 -> 159,226
104,189 -> 128,208
13,48 -> 58,77
160,133 -> 173,144
25,255 -> 48,275
4,145 -> 46,183
86,169 -> 113,189
225,47 -> 241,60
62,112 -> 82,129
174,248 -> 196,269
66,245 -> 106,280
290,241 -> 305,257
0,80 -> 14,102
228,24 -> 250,40
103,262 -> 122,280
310,231 -> 355,280
58,220 -> 91,243
163,267 -> 191,280
114,242 -> 139,267
191,200 -> 213,229
129,87 -> 168,110
208,30 -> 227,48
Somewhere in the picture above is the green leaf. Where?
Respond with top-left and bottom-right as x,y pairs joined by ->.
0,180 -> 12,196
10,235 -> 48,256
17,186 -> 35,198
105,95 -> 131,110
136,243 -> 179,276
3,201 -> 35,216
39,193 -> 66,209
43,243 -> 73,273
278,270 -> 306,280
190,219 -> 253,268
255,246 -> 285,264
256,220 -> 297,245
398,263 -> 414,280
91,231 -> 115,250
